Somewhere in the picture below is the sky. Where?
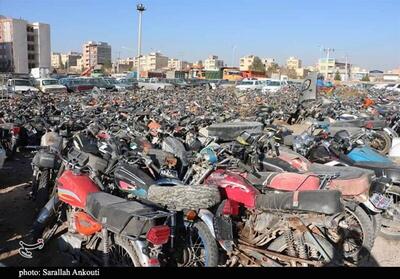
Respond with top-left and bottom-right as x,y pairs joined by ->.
1,0 -> 399,70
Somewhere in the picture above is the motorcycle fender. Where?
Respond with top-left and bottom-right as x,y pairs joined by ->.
384,128 -> 399,140
130,240 -> 155,267
343,200 -> 358,212
197,209 -> 216,238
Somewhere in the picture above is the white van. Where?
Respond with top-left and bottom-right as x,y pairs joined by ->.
235,79 -> 263,91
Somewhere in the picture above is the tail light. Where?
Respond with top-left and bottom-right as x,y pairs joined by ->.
222,200 -> 239,216
12,127 -> 21,135
147,258 -> 160,267
146,225 -> 170,245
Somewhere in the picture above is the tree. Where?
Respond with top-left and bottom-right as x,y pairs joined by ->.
361,74 -> 370,82
101,60 -> 112,73
334,70 -> 341,81
249,56 -> 266,73
265,63 -> 279,77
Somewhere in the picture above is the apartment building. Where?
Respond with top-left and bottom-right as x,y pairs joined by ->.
168,58 -> 191,71
82,41 -> 111,69
262,58 -> 276,69
204,55 -> 224,71
134,52 -> 168,72
318,58 -> 351,80
51,52 -> 62,69
239,55 -> 257,71
0,16 -> 51,73
113,57 -> 135,73
286,56 -> 302,70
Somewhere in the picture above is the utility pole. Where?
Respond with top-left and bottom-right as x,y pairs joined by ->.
323,48 -> 335,79
232,45 -> 237,67
345,54 -> 348,82
136,3 -> 146,80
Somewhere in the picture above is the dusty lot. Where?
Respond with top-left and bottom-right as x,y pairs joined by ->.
0,152 -> 399,267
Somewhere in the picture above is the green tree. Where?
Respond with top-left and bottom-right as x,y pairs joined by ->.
249,56 -> 266,73
361,74 -> 370,82
334,70 -> 341,81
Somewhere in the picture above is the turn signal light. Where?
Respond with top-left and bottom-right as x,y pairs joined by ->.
146,225 -> 170,245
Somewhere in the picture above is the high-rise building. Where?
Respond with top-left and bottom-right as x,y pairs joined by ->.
82,41 -> 111,69
0,16 -> 51,73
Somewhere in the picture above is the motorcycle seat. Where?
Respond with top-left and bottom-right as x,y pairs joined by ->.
247,172 -> 320,191
147,185 -> 220,211
86,192 -> 156,236
307,164 -> 373,196
255,190 -> 343,215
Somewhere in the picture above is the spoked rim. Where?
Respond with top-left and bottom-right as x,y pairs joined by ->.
341,209 -> 364,256
108,243 -> 136,267
180,227 -> 208,267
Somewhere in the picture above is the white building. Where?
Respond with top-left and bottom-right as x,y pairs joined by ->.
134,52 -> 168,72
168,58 -> 190,71
0,16 -> 51,73
204,55 -> 224,71
286,56 -> 302,70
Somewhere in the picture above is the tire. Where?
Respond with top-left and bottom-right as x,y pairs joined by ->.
267,233 -> 335,266
36,169 -> 50,211
107,236 -> 141,267
341,205 -> 375,263
367,131 -> 391,155
179,221 -> 219,267
207,121 -> 263,141
379,191 -> 400,240
370,213 -> 383,239
147,185 -> 220,211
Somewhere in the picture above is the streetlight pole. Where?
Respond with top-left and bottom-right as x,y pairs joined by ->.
136,3 -> 146,80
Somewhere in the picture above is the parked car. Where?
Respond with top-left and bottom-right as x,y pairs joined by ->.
7,79 -> 39,94
386,83 -> 400,93
59,78 -> 94,93
116,78 -> 139,90
138,78 -> 174,91
262,80 -> 288,93
35,78 -> 67,94
103,78 -> 134,91
235,79 -> 263,91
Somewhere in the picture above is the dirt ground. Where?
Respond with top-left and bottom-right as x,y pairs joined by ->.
0,152 -> 399,267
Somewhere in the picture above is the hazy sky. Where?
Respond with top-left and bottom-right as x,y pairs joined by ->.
1,0 -> 399,70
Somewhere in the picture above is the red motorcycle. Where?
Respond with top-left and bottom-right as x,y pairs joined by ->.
30,150 -> 172,267
205,167 -> 345,267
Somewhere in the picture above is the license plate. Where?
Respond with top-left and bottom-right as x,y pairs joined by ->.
370,193 -> 393,209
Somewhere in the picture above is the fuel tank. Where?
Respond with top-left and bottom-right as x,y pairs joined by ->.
57,170 -> 100,208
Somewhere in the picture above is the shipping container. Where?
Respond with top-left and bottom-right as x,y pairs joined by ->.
205,70 -> 222,80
